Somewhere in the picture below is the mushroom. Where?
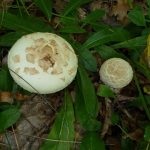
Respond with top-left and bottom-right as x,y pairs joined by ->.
99,58 -> 133,91
8,32 -> 78,94
99,58 -> 133,138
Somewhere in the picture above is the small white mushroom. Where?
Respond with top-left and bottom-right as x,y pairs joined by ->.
8,32 -> 78,94
99,58 -> 133,90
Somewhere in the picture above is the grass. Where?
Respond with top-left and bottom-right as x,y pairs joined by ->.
0,0 -> 150,149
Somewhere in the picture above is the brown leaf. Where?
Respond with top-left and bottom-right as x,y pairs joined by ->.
111,0 -> 130,23
0,91 -> 29,103
0,91 -> 13,103
124,129 -> 143,141
14,93 -> 29,101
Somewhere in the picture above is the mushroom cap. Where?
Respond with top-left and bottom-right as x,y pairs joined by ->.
8,32 -> 78,94
99,58 -> 133,89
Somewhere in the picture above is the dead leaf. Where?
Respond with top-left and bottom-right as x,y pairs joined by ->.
111,0 -> 130,23
0,91 -> 29,103
14,93 -> 29,101
0,91 -> 13,103
124,129 -> 143,141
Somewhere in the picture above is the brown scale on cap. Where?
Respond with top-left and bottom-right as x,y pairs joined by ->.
38,55 -> 55,72
26,47 -> 35,53
26,53 -> 35,64
12,55 -> 20,63
68,67 -> 76,75
51,66 -> 63,75
50,39 -> 57,47
25,38 -> 69,74
34,38 -> 45,47
24,67 -> 39,75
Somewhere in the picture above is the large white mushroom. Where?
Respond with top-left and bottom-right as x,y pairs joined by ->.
99,58 -> 133,90
8,32 -> 78,94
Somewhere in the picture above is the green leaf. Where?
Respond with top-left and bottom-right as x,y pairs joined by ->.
96,45 -> 124,60
78,66 -> 99,118
0,106 -> 21,132
112,36 -> 147,50
0,67 -> 13,91
80,132 -> 105,150
40,91 -> 75,150
133,61 -> 150,80
33,0 -> 52,20
63,0 -> 91,16
0,32 -> 24,47
147,0 -> 150,7
83,9 -> 105,25
144,125 -> 150,141
59,25 -> 86,33
78,49 -> 97,72
97,84 -> 115,98
0,12 -> 52,33
128,6 -> 146,26
75,81 -> 101,131
82,28 -> 130,49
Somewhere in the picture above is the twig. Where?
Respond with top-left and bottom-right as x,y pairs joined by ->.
8,131 -> 81,144
12,125 -> 20,150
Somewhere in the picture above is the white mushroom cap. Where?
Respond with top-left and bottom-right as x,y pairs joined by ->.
8,32 -> 78,94
99,58 -> 133,89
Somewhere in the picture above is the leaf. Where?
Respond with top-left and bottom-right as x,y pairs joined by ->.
144,125 -> 150,141
128,6 -> 146,26
111,0 -> 130,22
33,0 -> 52,20
63,0 -> 91,16
75,81 -> 101,131
83,9 -> 105,25
82,28 -> 130,49
78,49 -> 97,72
96,45 -> 124,60
0,32 -> 24,47
133,61 -> 150,80
78,66 -> 99,118
147,0 -> 150,7
80,132 -> 105,150
0,67 -> 13,91
112,35 -> 147,50
59,25 -> 86,33
40,91 -> 75,150
0,106 -> 21,133
97,84 -> 115,98
0,11 -> 52,33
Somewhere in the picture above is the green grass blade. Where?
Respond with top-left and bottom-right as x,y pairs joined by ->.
75,77 -> 101,131
63,0 -> 91,16
82,28 -> 130,49
78,66 -> 99,118
112,35 -> 147,49
33,0 -> 52,20
0,12 -> 52,33
40,91 -> 75,150
0,32 -> 24,47
80,132 -> 105,150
